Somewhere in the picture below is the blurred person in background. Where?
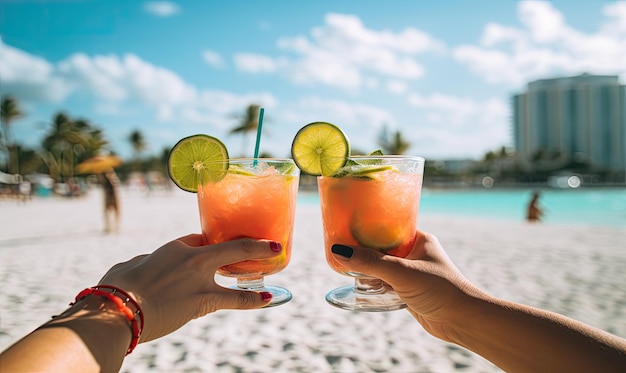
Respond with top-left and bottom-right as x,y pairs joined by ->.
100,169 -> 120,233
526,191 -> 543,223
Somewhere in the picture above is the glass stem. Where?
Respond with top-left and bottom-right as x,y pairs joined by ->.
237,276 -> 264,290
354,277 -> 385,294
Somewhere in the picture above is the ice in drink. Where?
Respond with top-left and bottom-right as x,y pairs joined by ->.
197,160 -> 299,278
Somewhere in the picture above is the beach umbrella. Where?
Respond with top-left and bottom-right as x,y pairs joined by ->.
76,155 -> 123,175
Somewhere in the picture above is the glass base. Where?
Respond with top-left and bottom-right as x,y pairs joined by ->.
230,284 -> 292,308
325,283 -> 407,312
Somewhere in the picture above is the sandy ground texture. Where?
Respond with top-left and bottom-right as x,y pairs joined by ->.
1,188 -> 625,373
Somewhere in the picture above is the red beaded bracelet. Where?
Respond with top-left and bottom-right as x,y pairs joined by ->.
70,285 -> 144,355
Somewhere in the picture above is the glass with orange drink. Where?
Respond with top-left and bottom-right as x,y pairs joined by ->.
197,158 -> 299,307
318,155 -> 424,311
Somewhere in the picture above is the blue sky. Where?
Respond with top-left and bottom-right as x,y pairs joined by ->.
1,0 -> 625,161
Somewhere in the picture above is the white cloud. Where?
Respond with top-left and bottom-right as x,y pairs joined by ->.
601,1 -> 626,36
193,90 -> 278,129
56,53 -> 197,122
453,1 -> 626,86
276,96 -> 397,153
406,92 -> 510,157
58,53 -> 128,101
407,93 -> 508,127
295,96 -> 395,130
233,53 -> 281,73
386,80 -> 408,95
275,39 -> 364,90
519,1 -> 567,43
143,1 -> 180,17
481,23 -> 524,47
6,3 -> 622,160
1,41 -> 277,129
276,92 -> 510,158
202,50 -> 224,68
0,41 -> 72,102
239,13 -> 445,91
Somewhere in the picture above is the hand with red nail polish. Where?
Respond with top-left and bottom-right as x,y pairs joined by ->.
99,235 -> 282,342
0,235 -> 281,373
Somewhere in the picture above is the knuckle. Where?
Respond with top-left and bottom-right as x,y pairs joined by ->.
355,247 -> 381,269
197,295 -> 218,315
237,238 -> 260,256
236,290 -> 255,308
424,232 -> 436,241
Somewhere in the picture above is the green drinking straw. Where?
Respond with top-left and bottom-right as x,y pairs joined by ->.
253,107 -> 265,166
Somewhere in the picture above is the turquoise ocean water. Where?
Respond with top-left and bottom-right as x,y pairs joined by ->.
298,188 -> 626,228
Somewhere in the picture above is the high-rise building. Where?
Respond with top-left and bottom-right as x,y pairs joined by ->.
512,74 -> 626,176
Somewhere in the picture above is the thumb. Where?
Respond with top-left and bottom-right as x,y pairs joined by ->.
330,244 -> 409,285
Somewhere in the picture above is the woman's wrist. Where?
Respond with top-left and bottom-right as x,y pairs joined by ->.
430,283 -> 496,345
71,285 -> 144,354
441,293 -> 497,346
0,292 -> 133,373
13,295 -> 134,373
42,294 -> 133,346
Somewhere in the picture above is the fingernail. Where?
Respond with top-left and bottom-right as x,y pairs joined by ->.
260,291 -> 273,302
269,241 -> 282,252
331,244 -> 353,258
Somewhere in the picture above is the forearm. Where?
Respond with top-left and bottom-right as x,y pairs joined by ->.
0,296 -> 131,373
449,295 -> 626,372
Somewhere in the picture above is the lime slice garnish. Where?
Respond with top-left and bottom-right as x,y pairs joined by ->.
350,212 -> 404,251
167,134 -> 229,193
291,122 -> 350,176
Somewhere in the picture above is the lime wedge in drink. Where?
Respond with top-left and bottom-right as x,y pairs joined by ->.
350,212 -> 404,251
227,164 -> 256,176
350,165 -> 394,181
167,134 -> 229,193
333,149 -> 390,178
291,122 -> 350,176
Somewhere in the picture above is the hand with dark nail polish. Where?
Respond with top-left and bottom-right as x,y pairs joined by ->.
329,230 -> 626,373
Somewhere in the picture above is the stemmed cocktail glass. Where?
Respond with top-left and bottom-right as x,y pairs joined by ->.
197,158 -> 300,307
318,155 -> 424,312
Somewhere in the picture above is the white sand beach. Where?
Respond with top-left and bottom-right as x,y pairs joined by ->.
1,188 -> 625,372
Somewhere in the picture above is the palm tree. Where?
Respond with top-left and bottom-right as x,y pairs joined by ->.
1,95 -> 24,173
14,145 -> 44,176
229,104 -> 261,156
82,127 -> 109,161
377,125 -> 411,155
128,129 -> 147,171
41,112 -> 91,180
499,146 -> 509,158
484,150 -> 496,163
69,119 -> 111,165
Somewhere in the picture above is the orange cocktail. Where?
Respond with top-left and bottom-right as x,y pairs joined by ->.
318,155 -> 424,311
197,158 -> 299,306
